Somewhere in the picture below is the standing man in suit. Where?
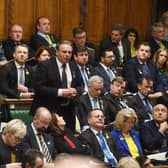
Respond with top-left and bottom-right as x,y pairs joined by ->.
73,46 -> 95,93
75,75 -> 110,131
21,107 -> 57,163
95,48 -> 119,93
0,44 -> 34,98
148,22 -> 168,58
30,16 -> 58,55
2,24 -> 35,61
78,109 -> 121,167
99,24 -> 131,66
139,104 -> 168,155
30,40 -> 83,131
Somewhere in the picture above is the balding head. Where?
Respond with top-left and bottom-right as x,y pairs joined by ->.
33,107 -> 52,132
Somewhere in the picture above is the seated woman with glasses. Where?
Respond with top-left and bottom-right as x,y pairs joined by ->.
111,108 -> 143,158
49,113 -> 91,155
0,119 -> 26,168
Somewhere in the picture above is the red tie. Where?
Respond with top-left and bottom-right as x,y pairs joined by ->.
64,135 -> 76,149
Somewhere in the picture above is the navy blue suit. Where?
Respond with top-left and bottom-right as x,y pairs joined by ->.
139,120 -> 168,153
20,125 -> 57,160
95,64 -> 119,94
111,129 -> 143,157
123,58 -> 163,92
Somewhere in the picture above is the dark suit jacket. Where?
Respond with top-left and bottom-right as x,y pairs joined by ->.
2,39 -> 35,61
99,37 -> 131,66
75,93 -> 110,128
30,34 -> 58,55
123,57 -> 163,92
20,125 -> 57,160
148,38 -> 168,58
0,61 -> 34,98
30,57 -> 83,130
103,93 -> 124,123
71,61 -> 95,89
95,64 -> 118,94
78,128 -> 121,163
51,127 -> 91,154
139,120 -> 168,153
127,93 -> 153,124
0,134 -> 21,167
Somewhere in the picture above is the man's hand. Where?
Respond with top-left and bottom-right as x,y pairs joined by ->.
17,84 -> 28,92
20,92 -> 35,98
62,88 -> 77,98
159,121 -> 168,134
6,162 -> 22,168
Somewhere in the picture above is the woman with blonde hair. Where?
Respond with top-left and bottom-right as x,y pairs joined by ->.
0,119 -> 26,167
111,108 -> 143,158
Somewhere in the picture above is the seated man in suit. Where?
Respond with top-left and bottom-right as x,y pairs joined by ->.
95,48 -> 119,94
73,46 -> 95,93
78,109 -> 121,167
148,22 -> 168,58
99,24 -> 131,66
72,27 -> 97,66
75,75 -> 110,131
30,16 -> 58,55
0,44 -> 34,98
103,76 -> 128,123
2,24 -> 35,61
127,75 -> 154,125
139,103 -> 168,154
123,41 -> 163,93
0,119 -> 26,168
21,107 -> 57,163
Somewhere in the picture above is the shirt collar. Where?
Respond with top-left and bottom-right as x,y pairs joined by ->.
14,61 -> 25,69
37,31 -> 47,38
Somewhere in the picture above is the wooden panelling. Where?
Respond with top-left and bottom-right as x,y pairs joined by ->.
105,0 -> 129,36
84,0 -> 106,45
59,0 -> 80,40
0,0 -> 7,39
128,0 -> 157,40
0,0 -> 158,44
7,0 -> 36,41
36,0 -> 60,37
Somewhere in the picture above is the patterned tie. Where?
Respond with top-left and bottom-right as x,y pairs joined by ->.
92,98 -> 99,109
37,133 -> 52,162
97,132 -> 117,167
19,67 -> 25,85
62,64 -> 67,88
46,35 -> 53,45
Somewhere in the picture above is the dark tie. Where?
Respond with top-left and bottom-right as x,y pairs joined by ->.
62,64 -> 67,88
144,98 -> 152,115
97,132 -> 117,167
19,67 -> 25,85
37,133 -> 52,162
